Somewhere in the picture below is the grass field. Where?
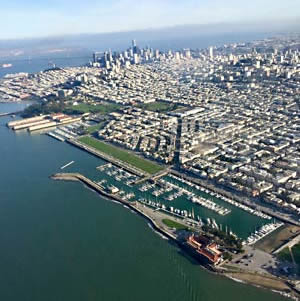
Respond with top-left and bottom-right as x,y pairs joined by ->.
278,243 -> 300,264
162,219 -> 188,230
138,101 -> 180,113
278,243 -> 300,275
66,103 -> 120,114
278,247 -> 293,262
78,136 -> 163,174
86,122 -> 106,134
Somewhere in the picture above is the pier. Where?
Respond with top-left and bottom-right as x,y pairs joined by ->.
133,168 -> 170,185
0,111 -> 21,118
61,161 -> 75,170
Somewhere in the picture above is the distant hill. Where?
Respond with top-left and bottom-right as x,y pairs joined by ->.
0,20 -> 299,59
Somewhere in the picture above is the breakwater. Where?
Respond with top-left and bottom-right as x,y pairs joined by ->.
51,172 -> 218,272
0,111 -> 21,117
51,173 -> 177,241
51,172 -> 294,295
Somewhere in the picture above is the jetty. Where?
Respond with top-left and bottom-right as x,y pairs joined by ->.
0,111 -> 21,118
51,172 -> 178,241
60,161 -> 75,170
50,172 -> 218,272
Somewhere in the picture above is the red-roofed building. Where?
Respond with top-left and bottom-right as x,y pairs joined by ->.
187,235 -> 223,265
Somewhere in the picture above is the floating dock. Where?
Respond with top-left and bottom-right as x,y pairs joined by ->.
61,161 -> 75,170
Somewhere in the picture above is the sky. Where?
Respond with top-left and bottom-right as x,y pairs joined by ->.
0,0 -> 299,39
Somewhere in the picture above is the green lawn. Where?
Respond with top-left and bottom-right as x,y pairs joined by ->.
138,101 -> 180,113
292,244 -> 300,264
86,122 -> 106,134
278,243 -> 300,275
278,243 -> 300,264
78,136 -> 163,174
65,103 -> 121,114
278,247 -> 293,262
162,219 -> 188,230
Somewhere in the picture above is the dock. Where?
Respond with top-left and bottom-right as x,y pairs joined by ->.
61,161 -> 75,170
170,169 -> 300,226
0,111 -> 21,118
133,168 -> 170,185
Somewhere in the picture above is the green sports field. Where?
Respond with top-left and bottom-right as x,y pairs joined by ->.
78,136 -> 163,174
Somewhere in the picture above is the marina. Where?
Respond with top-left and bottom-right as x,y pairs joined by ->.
89,161 -> 275,240
1,103 -> 292,300
243,222 -> 284,245
169,174 -> 272,220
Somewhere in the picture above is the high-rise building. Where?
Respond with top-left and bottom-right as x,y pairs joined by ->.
93,52 -> 101,63
155,50 -> 160,59
175,52 -> 180,61
133,53 -> 139,64
132,40 -> 138,54
184,49 -> 191,59
209,47 -> 214,59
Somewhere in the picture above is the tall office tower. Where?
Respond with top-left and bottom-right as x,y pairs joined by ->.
133,53 -> 139,64
132,39 -> 138,54
184,49 -> 191,59
125,60 -> 131,68
209,47 -> 214,59
93,52 -> 102,63
155,49 -> 160,59
93,52 -> 98,63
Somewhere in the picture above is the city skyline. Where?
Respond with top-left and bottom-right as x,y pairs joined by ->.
0,0 -> 300,39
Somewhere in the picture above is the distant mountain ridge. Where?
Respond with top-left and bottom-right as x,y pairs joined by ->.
0,20 -> 299,59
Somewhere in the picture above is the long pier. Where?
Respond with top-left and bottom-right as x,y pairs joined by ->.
0,111 -> 21,117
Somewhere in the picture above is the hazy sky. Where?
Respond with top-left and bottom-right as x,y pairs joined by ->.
1,0 -> 299,39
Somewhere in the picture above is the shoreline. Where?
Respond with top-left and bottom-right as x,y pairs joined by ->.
51,172 -> 297,299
